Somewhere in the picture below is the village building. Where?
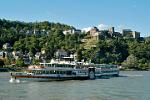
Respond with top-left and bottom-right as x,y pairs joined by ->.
3,43 -> 11,50
122,29 -> 140,39
55,49 -> 68,59
63,29 -> 81,35
0,51 -> 5,59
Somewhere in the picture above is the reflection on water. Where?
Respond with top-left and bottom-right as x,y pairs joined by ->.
0,71 -> 150,100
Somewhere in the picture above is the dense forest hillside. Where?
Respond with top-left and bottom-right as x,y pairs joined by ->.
0,19 -> 73,48
0,19 -> 150,70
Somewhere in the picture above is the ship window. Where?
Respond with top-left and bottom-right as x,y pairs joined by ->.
53,71 -> 56,74
50,71 -> 52,74
49,71 -> 53,74
51,64 -> 54,67
72,72 -> 76,75
54,64 -> 57,67
56,71 -> 59,74
54,71 -> 57,74
59,71 -> 61,74
59,71 -> 62,74
61,65 -> 63,67
39,71 -> 42,74
43,70 -> 46,74
57,64 -> 60,67
66,71 -> 72,75
45,71 -> 48,74
52,70 -> 55,74
60,71 -> 63,74
49,70 -> 52,74
53,71 -> 55,74
62,71 -> 65,74
37,71 -> 40,74
41,70 -> 44,74
36,71 -> 39,74
36,70 -> 39,74
31,70 -> 35,74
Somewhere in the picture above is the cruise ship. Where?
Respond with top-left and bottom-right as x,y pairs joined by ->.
10,63 -> 119,82
10,57 -> 119,82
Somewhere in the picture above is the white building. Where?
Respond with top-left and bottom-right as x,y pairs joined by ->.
35,52 -> 41,60
12,51 -> 22,60
55,49 -> 68,58
0,51 -> 5,58
63,29 -> 81,35
3,43 -> 11,50
33,29 -> 40,35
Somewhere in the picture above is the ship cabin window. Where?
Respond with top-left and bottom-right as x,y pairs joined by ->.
32,70 -> 37,74
95,70 -> 101,74
72,71 -> 76,75
59,71 -> 63,74
58,71 -> 66,74
49,70 -> 54,74
31,70 -> 35,74
70,65 -> 74,68
48,64 -> 55,67
58,64 -> 63,67
45,71 -> 49,74
45,64 -> 48,67
43,70 -> 47,74
35,70 -> 41,74
41,70 -> 44,74
56,71 -> 60,74
48,64 -> 51,67
66,71 -> 72,75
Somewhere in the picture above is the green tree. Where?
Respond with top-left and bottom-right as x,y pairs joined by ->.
122,54 -> 138,69
0,59 -> 4,67
16,58 -> 24,67
76,49 -> 83,62
32,58 -> 40,65
4,58 -> 11,65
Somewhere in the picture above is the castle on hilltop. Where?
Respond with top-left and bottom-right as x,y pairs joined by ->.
63,26 -> 140,40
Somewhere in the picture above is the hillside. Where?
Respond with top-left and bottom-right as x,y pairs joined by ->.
0,19 -> 150,70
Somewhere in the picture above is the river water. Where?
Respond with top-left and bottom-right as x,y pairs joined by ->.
0,71 -> 150,100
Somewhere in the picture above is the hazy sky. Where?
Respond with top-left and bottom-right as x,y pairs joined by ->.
0,0 -> 150,37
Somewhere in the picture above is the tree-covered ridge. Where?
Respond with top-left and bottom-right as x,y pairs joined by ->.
0,19 -> 74,48
0,19 -> 150,70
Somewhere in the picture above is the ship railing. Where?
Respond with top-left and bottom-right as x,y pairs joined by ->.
11,72 -> 28,76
